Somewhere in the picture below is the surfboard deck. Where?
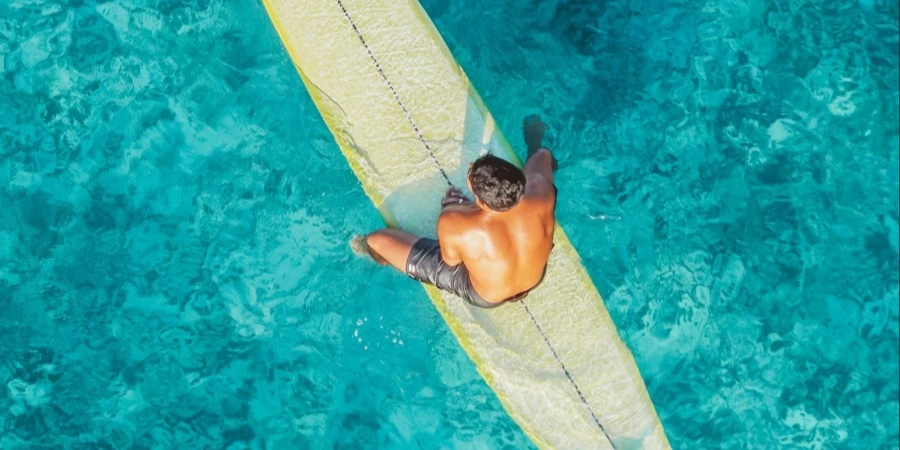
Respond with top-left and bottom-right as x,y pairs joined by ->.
261,0 -> 670,448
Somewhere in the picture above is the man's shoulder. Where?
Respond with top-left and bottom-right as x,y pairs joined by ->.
438,207 -> 477,237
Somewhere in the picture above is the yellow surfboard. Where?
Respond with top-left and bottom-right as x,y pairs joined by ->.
262,0 -> 670,448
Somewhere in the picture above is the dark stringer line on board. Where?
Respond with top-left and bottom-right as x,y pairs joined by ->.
521,299 -> 617,448
334,0 -> 453,187
333,0 -> 615,447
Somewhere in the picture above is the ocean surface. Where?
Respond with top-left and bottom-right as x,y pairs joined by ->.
1,0 -> 898,448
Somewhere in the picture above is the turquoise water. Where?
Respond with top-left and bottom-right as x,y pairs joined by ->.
1,0 -> 897,448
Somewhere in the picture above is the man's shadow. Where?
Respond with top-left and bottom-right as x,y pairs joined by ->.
379,89 -> 522,237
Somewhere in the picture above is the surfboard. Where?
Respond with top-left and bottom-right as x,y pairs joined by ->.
261,0 -> 670,448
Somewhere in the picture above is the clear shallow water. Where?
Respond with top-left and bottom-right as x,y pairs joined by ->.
0,0 -> 897,448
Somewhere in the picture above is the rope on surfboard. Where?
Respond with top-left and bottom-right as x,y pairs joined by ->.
334,1 -> 615,446
334,0 -> 454,188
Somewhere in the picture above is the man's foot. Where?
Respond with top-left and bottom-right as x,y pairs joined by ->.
350,235 -> 389,265
350,235 -> 369,257
523,114 -> 546,157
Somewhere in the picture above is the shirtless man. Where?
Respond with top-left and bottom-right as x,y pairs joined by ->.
353,115 -> 557,308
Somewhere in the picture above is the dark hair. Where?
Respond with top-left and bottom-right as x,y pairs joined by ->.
468,154 -> 526,211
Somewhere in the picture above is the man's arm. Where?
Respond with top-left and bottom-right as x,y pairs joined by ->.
524,148 -> 556,184
436,212 -> 464,266
523,115 -> 557,185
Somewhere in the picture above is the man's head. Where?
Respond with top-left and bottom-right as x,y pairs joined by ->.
467,154 -> 526,212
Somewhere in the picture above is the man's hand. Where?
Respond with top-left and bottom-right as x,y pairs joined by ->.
441,187 -> 472,208
524,114 -> 547,158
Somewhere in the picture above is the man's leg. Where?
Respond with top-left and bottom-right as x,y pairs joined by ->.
361,229 -> 420,273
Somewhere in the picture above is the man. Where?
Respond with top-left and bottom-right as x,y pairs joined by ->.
352,115 -> 557,308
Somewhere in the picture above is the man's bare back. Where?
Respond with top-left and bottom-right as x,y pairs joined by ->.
356,115 -> 557,308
